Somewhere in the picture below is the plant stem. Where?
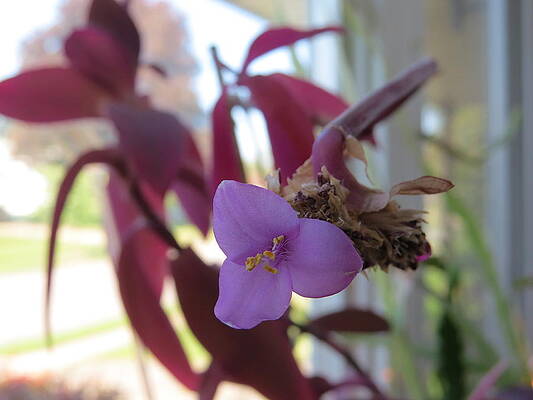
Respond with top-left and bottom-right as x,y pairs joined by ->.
209,45 -> 246,182
289,318 -> 390,400
119,168 -> 181,251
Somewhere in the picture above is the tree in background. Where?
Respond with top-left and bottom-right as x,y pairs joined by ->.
7,0 -> 202,165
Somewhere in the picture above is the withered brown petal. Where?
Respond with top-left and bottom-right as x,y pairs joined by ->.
390,176 -> 455,196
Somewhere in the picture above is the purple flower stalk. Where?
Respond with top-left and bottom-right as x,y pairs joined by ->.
213,180 -> 363,329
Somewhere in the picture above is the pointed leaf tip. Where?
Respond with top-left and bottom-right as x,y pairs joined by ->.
326,57 -> 438,139
0,67 -> 107,122
241,26 -> 343,75
46,148 -> 122,344
88,0 -> 140,61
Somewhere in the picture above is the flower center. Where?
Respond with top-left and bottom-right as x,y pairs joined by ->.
244,235 -> 285,274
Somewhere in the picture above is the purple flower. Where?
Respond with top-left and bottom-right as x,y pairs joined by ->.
213,180 -> 363,329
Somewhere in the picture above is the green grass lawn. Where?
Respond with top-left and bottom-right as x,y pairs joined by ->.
0,236 -> 105,274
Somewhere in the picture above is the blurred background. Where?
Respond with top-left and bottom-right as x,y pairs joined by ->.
0,0 -> 532,399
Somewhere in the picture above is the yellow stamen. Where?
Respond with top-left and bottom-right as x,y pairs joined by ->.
263,264 -> 279,274
272,235 -> 285,245
263,250 -> 276,260
245,254 -> 263,271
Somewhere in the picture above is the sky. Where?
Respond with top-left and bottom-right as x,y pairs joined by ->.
0,0 -> 296,110
0,0 -> 299,216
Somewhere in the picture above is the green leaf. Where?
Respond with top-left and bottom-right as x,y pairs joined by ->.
437,309 -> 466,400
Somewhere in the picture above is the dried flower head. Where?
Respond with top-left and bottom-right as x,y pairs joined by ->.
268,136 -> 453,271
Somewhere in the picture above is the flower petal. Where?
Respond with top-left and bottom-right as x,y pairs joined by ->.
88,0 -> 140,62
289,218 -> 361,298
213,181 -> 299,260
65,28 -> 136,96
171,248 -> 316,399
0,67 -> 107,122
214,259 -> 292,329
240,26 -> 343,75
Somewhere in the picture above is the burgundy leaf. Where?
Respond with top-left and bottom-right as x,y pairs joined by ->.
240,26 -> 343,75
65,28 -> 136,96
105,170 -> 167,296
307,308 -> 390,333
118,228 -> 199,390
324,57 -> 437,139
171,248 -> 317,400
171,132 -> 211,235
107,104 -> 185,195
211,89 -> 244,193
270,73 -> 348,125
88,0 -> 140,62
46,148 -> 122,342
198,362 -> 225,400
0,67 -> 107,122
244,75 -> 315,181
312,58 -> 437,191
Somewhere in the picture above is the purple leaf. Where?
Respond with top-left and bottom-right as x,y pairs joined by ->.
244,75 -> 315,181
105,170 -> 167,296
211,89 -> 244,193
171,133 -> 211,235
307,308 -> 390,333
240,26 -> 343,75
118,228 -> 199,390
312,59 -> 438,203
324,57 -> 437,139
65,28 -> 136,96
107,104 -> 185,196
0,67 -> 107,122
269,73 -> 348,125
88,0 -> 140,62
171,248 -> 317,400
46,148 -> 122,342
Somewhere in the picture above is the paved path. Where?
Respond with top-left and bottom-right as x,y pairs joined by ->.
0,223 -> 262,399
